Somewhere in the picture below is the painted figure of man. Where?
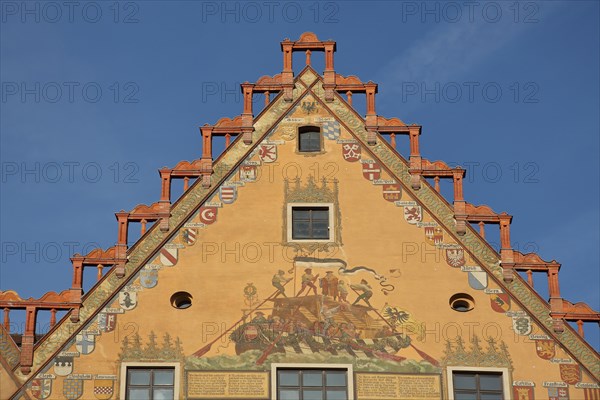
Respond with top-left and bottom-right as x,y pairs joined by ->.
297,268 -> 319,296
338,280 -> 349,303
320,303 -> 341,334
321,271 -> 339,300
272,270 -> 292,297
351,279 -> 373,306
252,311 -> 267,324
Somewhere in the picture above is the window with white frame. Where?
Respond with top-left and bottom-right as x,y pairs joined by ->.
451,371 -> 504,400
298,126 -> 322,152
287,204 -> 334,242
276,368 -> 349,400
120,363 -> 180,400
126,367 -> 174,400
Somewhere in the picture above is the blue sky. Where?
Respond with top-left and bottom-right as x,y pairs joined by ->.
1,1 -> 598,350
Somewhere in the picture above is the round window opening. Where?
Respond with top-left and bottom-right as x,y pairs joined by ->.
449,293 -> 475,312
171,292 -> 193,309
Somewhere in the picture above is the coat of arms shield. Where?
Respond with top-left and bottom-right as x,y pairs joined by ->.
341,143 -> 361,162
301,100 -> 317,114
140,269 -> 158,289
490,293 -> 511,313
403,206 -> 422,224
425,227 -> 443,245
75,332 -> 95,355
512,315 -> 532,336
362,162 -> 381,181
382,184 -> 402,202
199,206 -> 218,225
559,363 -> 581,385
535,339 -> 555,360
259,145 -> 277,163
160,247 -> 178,267
240,165 -> 257,181
119,291 -> 137,311
182,227 -> 197,245
30,378 -> 52,399
219,186 -> 237,204
512,385 -> 534,400
548,386 -> 569,400
53,355 -> 73,376
468,271 -> 488,290
93,379 -> 114,400
98,313 -> 117,333
63,378 -> 84,400
322,120 -> 340,140
445,248 -> 465,267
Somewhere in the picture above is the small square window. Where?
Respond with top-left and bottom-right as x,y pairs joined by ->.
291,206 -> 330,240
299,126 -> 321,152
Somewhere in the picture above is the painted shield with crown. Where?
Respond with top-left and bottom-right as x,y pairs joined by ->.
382,184 -> 402,202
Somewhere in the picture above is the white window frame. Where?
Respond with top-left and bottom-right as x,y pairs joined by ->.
287,203 -> 335,243
446,366 -> 511,400
119,362 -> 181,400
271,363 -> 354,400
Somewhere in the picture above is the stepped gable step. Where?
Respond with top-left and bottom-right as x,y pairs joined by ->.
562,300 -> 600,321
513,251 -> 560,270
127,201 -> 167,221
169,159 -> 204,175
73,246 -> 118,264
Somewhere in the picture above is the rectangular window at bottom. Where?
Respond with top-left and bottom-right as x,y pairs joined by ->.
277,368 -> 348,400
126,367 -> 175,400
452,371 -> 503,400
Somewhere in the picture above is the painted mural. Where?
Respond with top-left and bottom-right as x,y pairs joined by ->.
185,256 -> 439,374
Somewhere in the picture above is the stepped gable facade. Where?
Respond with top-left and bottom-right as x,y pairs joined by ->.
1,32 -> 599,400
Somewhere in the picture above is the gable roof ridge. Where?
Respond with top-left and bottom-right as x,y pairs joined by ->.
302,81 -> 600,380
